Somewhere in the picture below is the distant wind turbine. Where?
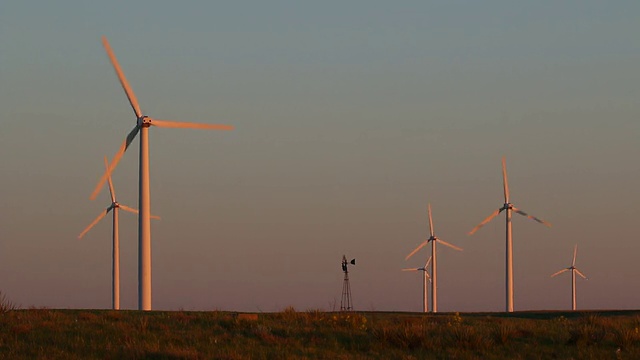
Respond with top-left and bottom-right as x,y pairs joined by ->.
406,203 -> 462,313
402,256 -> 432,313
79,157 -> 160,310
468,157 -> 551,312
551,244 -> 588,311
89,36 -> 233,310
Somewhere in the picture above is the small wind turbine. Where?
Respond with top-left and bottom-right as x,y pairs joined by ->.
79,157 -> 160,310
406,203 -> 462,313
402,256 -> 432,313
468,157 -> 551,312
551,244 -> 588,311
89,36 -> 233,310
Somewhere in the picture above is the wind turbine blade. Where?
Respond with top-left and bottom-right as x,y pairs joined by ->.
118,204 -> 161,220
572,244 -> 578,267
425,256 -> 432,268
101,36 -> 142,118
427,203 -> 434,237
104,156 -> 116,203
118,204 -> 138,215
78,209 -> 109,239
425,271 -> 431,279
550,268 -> 569,277
575,269 -> 588,279
150,119 -> 234,131
468,209 -> 501,235
502,157 -> 510,203
405,241 -> 429,260
125,124 -> 141,147
512,207 -> 552,227
89,125 -> 140,200
402,268 -> 419,272
436,239 -> 463,251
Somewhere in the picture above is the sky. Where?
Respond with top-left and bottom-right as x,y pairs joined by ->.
0,1 -> 638,312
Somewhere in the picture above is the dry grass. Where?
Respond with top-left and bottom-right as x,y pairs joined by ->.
0,292 -> 17,314
2,307 -> 640,359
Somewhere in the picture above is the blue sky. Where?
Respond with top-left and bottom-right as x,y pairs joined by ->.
0,1 -> 639,312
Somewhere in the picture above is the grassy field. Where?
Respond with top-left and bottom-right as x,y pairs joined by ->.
2,304 -> 640,359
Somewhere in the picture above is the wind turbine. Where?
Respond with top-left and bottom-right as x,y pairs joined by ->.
406,203 -> 462,313
551,244 -> 587,311
402,256 -> 432,313
89,36 -> 234,310
468,157 -> 551,312
79,157 -> 160,310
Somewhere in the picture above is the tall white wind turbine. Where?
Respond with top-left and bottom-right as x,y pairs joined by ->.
468,157 -> 551,312
79,157 -> 160,310
402,256 -> 432,313
90,36 -> 234,310
406,203 -> 462,313
551,244 -> 587,311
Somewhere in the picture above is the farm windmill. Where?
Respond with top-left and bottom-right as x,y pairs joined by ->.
340,255 -> 356,311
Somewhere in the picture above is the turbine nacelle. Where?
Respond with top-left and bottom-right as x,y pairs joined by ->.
138,116 -> 152,127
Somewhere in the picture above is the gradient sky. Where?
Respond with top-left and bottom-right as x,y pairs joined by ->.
0,1 -> 638,312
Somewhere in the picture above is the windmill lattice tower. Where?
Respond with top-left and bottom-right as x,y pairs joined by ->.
340,255 -> 356,311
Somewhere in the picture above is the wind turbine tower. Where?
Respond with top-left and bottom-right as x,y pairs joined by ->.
468,157 -> 551,312
340,255 -> 356,311
402,256 -> 432,312
551,244 -> 588,311
406,203 -> 462,313
90,36 -> 233,310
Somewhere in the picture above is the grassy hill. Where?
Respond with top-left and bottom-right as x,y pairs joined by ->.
2,306 -> 640,359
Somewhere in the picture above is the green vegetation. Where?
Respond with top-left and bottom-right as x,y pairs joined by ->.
2,305 -> 640,359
